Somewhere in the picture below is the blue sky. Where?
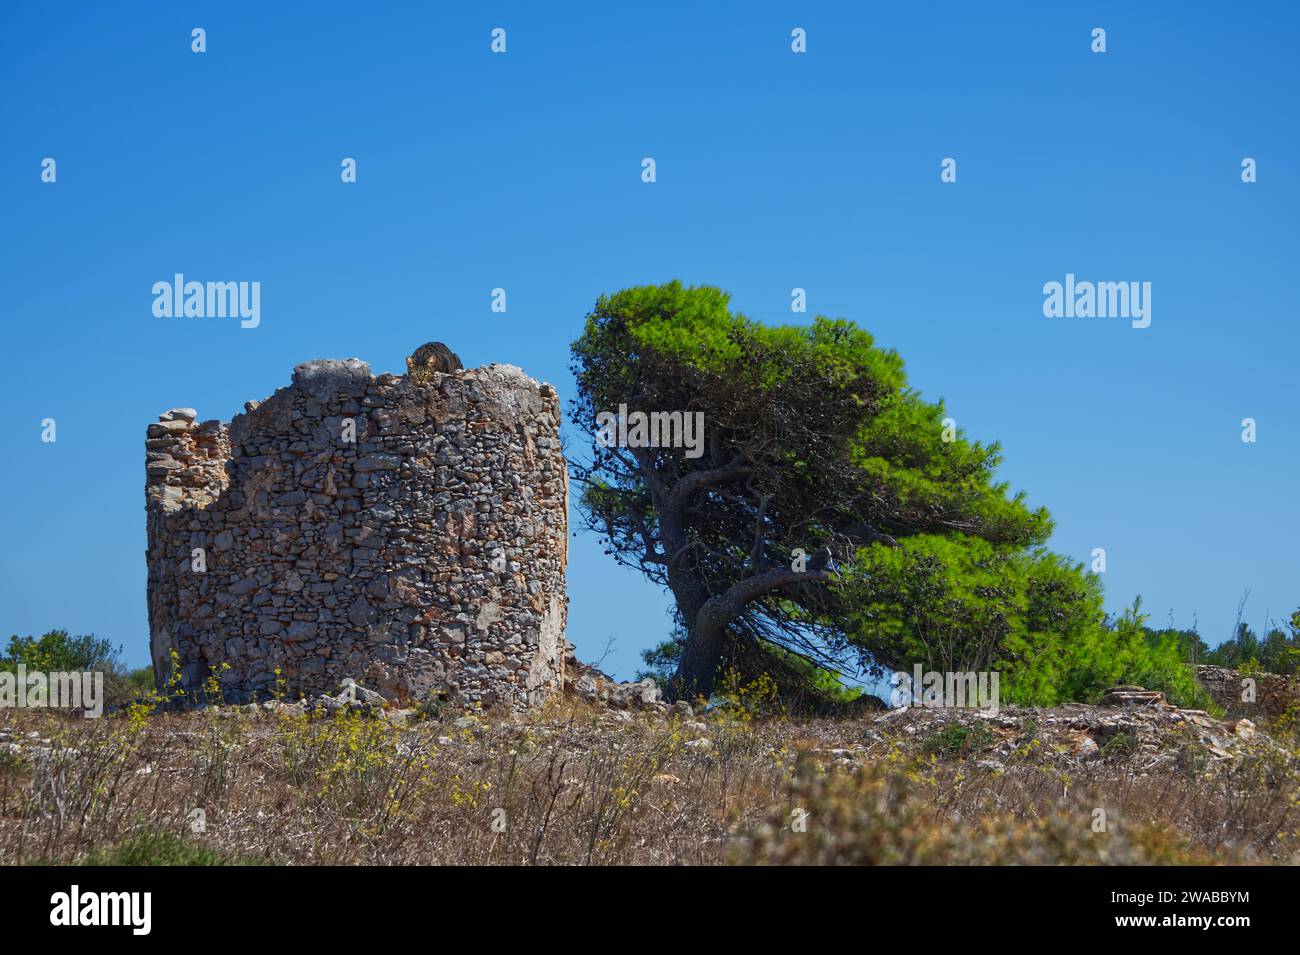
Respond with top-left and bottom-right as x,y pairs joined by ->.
2,2 -> 1297,679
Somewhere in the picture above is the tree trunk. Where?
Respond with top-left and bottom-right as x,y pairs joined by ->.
655,500 -> 717,702
664,565 -> 830,702
666,600 -> 731,701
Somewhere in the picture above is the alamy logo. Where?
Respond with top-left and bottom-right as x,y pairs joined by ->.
50,885 -> 151,935
1042,273 -> 1150,329
0,665 -> 104,718
890,665 -> 1000,713
152,274 -> 260,328
595,404 -> 705,459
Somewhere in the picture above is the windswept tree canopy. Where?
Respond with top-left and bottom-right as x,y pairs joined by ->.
570,281 -> 1054,701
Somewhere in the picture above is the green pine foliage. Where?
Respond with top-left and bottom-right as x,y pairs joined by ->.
574,281 -> 1239,706
835,537 -> 1215,708
1204,611 -> 1300,675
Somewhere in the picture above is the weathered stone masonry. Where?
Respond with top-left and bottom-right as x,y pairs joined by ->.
145,353 -> 568,708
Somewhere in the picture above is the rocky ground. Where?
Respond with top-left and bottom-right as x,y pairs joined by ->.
863,686 -> 1277,767
1,671 -> 1296,866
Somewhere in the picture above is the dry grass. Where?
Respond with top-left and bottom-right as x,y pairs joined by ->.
1,695 -> 1296,866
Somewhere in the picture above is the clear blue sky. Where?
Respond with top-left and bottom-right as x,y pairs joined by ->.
2,2 -> 1297,678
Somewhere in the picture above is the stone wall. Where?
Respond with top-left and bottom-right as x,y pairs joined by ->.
1195,665 -> 1299,722
145,353 -> 568,708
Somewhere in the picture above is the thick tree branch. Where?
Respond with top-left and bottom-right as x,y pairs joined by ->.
668,457 -> 752,507
718,565 -> 830,611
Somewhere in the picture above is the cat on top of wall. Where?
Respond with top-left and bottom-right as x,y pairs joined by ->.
406,342 -> 464,383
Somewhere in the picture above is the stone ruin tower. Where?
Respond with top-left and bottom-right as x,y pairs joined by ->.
144,348 -> 568,708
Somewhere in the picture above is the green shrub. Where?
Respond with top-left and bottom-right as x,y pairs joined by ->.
25,833 -> 261,866
1206,610 -> 1300,676
1,630 -> 120,673
1100,731 -> 1140,762
837,537 -> 1217,709
1056,598 -> 1218,711
921,720 -> 996,757
75,833 -> 260,866
122,666 -> 156,695
2,630 -> 156,709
